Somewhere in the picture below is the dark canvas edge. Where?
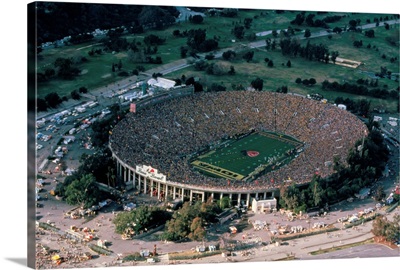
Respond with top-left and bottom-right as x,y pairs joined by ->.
27,2 -> 37,269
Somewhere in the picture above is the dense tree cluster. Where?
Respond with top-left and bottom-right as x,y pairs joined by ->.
290,12 -> 338,29
222,50 -> 237,61
279,129 -> 390,213
64,174 -> 101,208
334,97 -> 372,116
35,2 -> 178,45
279,38 -> 335,64
322,80 -> 399,100
113,205 -> 172,235
162,199 -> 222,242
372,214 -> 400,244
186,29 -> 219,53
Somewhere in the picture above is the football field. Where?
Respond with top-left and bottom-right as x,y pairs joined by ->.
191,132 -> 302,181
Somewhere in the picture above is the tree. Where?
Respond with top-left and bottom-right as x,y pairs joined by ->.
304,29 -> 311,38
190,14 -> 204,24
70,90 -> 80,100
198,39 -> 218,52
189,217 -> 206,241
332,26 -> 342,34
372,214 -> 400,243
113,205 -> 171,235
244,18 -> 253,29
44,68 -> 55,79
279,183 -> 301,211
79,86 -> 88,94
180,46 -> 188,58
353,40 -> 363,48
286,60 -> 292,67
194,59 -> 209,71
308,176 -> 324,207
302,79 -> 310,86
143,34 -> 166,46
222,50 -> 236,60
331,51 -> 339,64
37,98 -> 48,111
228,65 -> 236,75
348,19 -> 358,30
309,78 -> 317,85
374,185 -> 386,201
187,28 -> 206,50
267,60 -> 274,67
251,77 -> 263,91
162,201 -> 202,242
276,85 -> 288,93
54,57 -> 80,79
117,60 -> 122,70
44,92 -> 62,108
242,51 -> 254,62
232,25 -> 245,40
205,53 -> 215,60
218,197 -> 231,209
138,6 -> 175,30
210,83 -> 226,92
365,29 -> 375,38
64,174 -> 100,208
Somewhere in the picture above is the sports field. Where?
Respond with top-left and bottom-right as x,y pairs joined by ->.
191,132 -> 303,181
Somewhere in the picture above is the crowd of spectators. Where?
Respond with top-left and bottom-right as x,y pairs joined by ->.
110,91 -> 367,192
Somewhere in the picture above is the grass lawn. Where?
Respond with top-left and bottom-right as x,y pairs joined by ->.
309,238 -> 374,255
36,8 -> 399,113
191,132 -> 301,180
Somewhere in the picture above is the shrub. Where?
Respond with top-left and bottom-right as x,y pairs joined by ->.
386,202 -> 399,213
123,252 -> 146,262
118,71 -> 129,77
88,244 -> 113,256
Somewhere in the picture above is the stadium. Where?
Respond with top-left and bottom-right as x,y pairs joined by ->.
109,90 -> 367,207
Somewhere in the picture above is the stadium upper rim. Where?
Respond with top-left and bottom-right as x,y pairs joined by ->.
109,91 -> 367,191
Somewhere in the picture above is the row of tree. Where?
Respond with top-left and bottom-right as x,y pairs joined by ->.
290,12 -> 345,29
278,38 -> 339,64
37,86 -> 88,111
322,80 -> 399,100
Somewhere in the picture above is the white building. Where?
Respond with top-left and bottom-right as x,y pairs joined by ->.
251,198 -> 277,213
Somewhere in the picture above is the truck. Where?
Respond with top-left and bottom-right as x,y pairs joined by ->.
88,101 -> 98,108
76,107 -> 86,113
69,128 -> 76,135
36,119 -> 46,128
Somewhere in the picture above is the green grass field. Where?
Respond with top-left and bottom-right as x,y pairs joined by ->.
36,8 -> 399,112
191,132 -> 302,180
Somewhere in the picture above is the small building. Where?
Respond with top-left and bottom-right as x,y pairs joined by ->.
251,198 -> 277,213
